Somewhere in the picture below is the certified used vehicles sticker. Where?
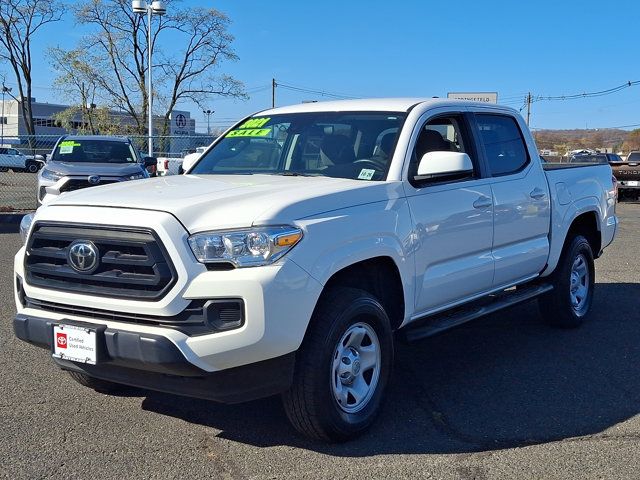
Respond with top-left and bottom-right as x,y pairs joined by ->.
226,117 -> 272,137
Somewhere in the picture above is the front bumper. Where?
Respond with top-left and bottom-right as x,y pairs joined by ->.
13,313 -> 295,403
16,206 -> 324,373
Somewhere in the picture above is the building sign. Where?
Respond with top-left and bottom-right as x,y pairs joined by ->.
169,110 -> 193,136
447,92 -> 498,104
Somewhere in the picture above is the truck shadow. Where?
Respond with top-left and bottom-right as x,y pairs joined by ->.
141,282 -> 640,456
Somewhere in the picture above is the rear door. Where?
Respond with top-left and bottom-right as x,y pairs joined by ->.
404,109 -> 495,315
471,113 -> 551,287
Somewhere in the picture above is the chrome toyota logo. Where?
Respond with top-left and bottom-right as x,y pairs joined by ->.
67,240 -> 99,273
88,175 -> 100,185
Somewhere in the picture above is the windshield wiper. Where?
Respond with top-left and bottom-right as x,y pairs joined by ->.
272,171 -> 316,177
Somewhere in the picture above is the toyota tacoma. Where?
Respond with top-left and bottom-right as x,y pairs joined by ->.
14,99 -> 618,441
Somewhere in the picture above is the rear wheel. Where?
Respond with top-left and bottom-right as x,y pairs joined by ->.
539,235 -> 595,328
282,288 -> 393,442
67,371 -> 129,394
0,167 -> 8,172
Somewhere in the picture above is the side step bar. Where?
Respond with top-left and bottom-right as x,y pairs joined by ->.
401,283 -> 554,342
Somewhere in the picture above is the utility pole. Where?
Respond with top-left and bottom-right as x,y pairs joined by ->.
526,92 -> 532,126
272,78 -> 276,108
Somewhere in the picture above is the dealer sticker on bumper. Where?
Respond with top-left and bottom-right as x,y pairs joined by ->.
627,181 -> 639,187
52,324 -> 97,364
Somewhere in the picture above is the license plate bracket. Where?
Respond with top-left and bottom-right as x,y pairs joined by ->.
52,322 -> 106,365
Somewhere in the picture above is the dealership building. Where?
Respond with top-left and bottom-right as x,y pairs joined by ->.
0,97 -> 198,155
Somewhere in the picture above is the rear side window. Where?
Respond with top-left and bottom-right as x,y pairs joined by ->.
476,114 -> 529,176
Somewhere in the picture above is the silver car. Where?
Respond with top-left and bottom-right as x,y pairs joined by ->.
38,135 -> 156,206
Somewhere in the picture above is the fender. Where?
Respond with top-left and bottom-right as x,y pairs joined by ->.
288,199 -> 415,324
541,195 -> 602,276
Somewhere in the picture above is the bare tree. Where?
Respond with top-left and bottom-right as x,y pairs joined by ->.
0,0 -> 66,140
53,0 -> 245,136
48,48 -> 101,134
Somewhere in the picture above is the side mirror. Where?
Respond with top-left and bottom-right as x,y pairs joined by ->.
415,151 -> 473,182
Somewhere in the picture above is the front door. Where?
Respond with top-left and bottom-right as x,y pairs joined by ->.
405,112 -> 495,316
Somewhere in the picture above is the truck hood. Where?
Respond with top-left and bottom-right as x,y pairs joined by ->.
50,174 -> 399,232
46,161 -> 145,177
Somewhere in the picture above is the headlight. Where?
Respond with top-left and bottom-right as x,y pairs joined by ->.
19,213 -> 34,244
127,172 -> 147,180
188,226 -> 303,267
40,168 -> 63,182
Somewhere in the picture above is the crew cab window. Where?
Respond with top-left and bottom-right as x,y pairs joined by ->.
7,148 -> 19,155
409,115 -> 474,179
476,114 -> 529,176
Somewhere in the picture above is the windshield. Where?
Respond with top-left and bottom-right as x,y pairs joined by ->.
52,139 -> 138,163
190,112 -> 407,181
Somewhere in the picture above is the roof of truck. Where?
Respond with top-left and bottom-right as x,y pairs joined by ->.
259,97 -> 510,115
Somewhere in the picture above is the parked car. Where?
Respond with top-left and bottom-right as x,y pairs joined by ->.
569,153 -> 609,164
611,155 -> 640,200
0,147 -> 41,173
36,135 -> 157,206
15,99 -> 617,441
0,146 -> 25,172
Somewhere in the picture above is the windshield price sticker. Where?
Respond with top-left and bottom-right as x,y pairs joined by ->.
226,128 -> 271,138
358,168 -> 376,180
238,117 -> 270,129
58,141 -> 81,154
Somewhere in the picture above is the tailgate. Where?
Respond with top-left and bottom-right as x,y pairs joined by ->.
611,162 -> 640,184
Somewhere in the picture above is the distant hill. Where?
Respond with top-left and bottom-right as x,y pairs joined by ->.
532,128 -> 640,154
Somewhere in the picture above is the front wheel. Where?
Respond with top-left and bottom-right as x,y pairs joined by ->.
26,162 -> 39,173
282,288 -> 393,442
539,235 -> 595,328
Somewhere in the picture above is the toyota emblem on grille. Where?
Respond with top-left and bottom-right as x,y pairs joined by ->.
88,175 -> 100,185
68,240 -> 99,273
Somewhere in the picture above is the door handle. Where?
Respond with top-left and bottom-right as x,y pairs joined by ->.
530,187 -> 547,200
473,196 -> 492,209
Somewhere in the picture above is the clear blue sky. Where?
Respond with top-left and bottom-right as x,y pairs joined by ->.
5,0 -> 640,132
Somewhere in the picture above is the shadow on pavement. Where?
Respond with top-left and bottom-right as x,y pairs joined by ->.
141,282 -> 640,455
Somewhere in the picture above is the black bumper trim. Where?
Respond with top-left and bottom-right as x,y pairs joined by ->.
14,313 -> 204,376
13,313 -> 296,403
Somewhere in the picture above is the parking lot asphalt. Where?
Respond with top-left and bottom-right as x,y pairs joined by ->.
1,202 -> 639,480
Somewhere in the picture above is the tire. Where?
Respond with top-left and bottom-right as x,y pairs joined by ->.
26,162 -> 38,173
282,287 -> 394,442
538,235 -> 595,328
0,167 -> 8,172
67,371 -> 128,394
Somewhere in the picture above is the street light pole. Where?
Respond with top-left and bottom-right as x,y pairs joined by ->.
203,109 -> 214,135
147,4 -> 153,157
132,1 -> 166,157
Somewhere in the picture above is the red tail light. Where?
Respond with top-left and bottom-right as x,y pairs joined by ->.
164,159 -> 169,170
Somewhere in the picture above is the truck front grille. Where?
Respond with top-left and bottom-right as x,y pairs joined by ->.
60,178 -> 119,193
25,223 -> 176,300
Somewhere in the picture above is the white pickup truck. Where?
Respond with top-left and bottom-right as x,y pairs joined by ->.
14,99 -> 617,441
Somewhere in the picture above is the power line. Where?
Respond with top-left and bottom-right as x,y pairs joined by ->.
534,80 -> 640,102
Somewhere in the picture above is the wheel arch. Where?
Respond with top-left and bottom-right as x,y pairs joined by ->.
542,202 -> 602,277
312,256 -> 406,332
